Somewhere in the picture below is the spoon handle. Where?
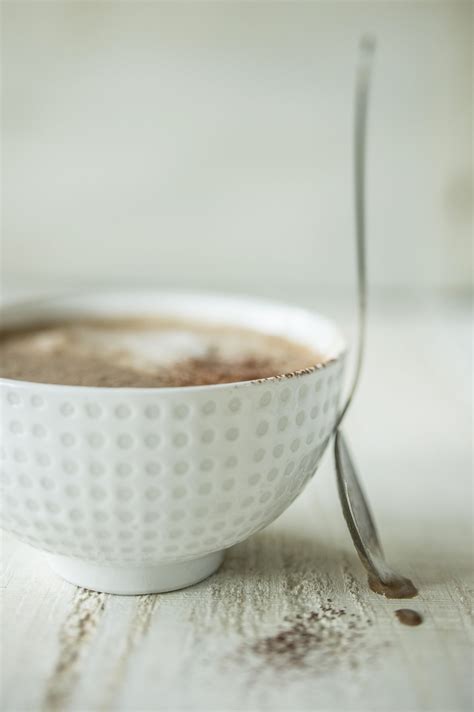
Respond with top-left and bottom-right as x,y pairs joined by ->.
334,36 -> 383,564
337,36 -> 375,426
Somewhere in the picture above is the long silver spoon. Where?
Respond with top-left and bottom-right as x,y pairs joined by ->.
334,37 -> 417,599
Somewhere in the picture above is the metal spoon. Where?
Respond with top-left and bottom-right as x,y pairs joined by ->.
334,37 -> 417,599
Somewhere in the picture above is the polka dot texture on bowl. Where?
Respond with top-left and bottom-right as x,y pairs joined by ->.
0,357 -> 344,566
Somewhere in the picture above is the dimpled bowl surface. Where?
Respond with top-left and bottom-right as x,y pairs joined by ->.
0,292 -> 346,594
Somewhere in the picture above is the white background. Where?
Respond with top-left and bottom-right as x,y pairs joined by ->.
1,1 -> 472,296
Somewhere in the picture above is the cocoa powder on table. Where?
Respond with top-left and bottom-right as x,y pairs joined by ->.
248,600 -> 374,671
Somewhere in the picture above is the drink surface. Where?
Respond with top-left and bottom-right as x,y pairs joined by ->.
0,316 -> 323,387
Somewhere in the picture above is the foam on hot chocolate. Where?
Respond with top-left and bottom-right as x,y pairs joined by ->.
0,317 -> 323,387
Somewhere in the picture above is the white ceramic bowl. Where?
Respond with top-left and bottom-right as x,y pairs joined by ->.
0,292 -> 346,594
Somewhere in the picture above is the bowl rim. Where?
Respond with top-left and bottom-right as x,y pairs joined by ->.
0,289 -> 347,394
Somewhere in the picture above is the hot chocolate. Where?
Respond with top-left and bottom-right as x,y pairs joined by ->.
0,316 -> 323,387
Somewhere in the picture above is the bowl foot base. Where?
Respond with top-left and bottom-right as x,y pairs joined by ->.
45,550 -> 225,595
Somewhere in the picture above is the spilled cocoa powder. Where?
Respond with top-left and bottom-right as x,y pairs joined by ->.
395,609 -> 423,626
248,600 -> 376,672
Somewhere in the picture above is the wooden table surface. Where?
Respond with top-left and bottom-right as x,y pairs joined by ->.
1,291 -> 472,712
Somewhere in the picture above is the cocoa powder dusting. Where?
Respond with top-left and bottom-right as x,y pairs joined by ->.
249,600 -> 375,671
160,354 -> 281,387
